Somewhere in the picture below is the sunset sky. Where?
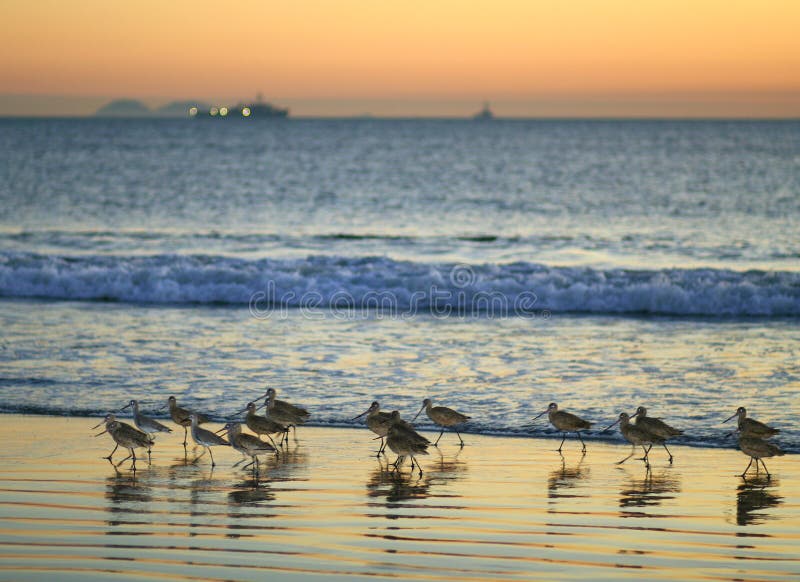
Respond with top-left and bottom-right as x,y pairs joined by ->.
2,0 -> 798,117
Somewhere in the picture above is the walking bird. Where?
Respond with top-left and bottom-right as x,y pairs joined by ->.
605,412 -> 654,465
189,413 -> 229,467
93,413 -> 153,470
633,406 -> 683,463
413,398 -> 470,447
737,434 -> 784,478
529,403 -> 593,453
161,396 -> 210,447
724,407 -> 779,439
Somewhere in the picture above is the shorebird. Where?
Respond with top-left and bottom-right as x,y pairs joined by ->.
189,413 -> 229,466
161,396 -> 210,447
258,388 -> 311,423
255,388 -> 310,446
243,402 -> 288,452
738,434 -> 784,478
633,406 -> 683,463
386,411 -> 430,476
529,403 -> 593,453
92,413 -> 153,470
724,407 -> 779,439
120,399 -> 171,460
605,412 -> 654,465
413,398 -> 470,447
353,401 -> 394,455
221,422 -> 276,472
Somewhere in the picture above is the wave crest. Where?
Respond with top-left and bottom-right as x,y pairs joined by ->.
0,252 -> 798,316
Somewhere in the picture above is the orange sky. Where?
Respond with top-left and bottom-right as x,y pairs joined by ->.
2,0 -> 799,116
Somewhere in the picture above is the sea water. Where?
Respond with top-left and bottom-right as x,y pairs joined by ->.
1,118 -> 798,450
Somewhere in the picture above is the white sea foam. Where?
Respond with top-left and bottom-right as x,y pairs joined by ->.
0,252 -> 798,316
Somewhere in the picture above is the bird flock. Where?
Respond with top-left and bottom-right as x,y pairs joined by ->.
93,391 -> 785,479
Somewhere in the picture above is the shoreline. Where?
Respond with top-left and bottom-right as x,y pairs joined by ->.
0,411 -> 794,455
1,414 -> 797,580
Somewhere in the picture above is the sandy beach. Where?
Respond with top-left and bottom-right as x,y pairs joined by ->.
0,414 -> 797,581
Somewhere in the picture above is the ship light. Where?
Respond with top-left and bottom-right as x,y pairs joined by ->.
188,106 -> 198,117
210,107 -> 219,116
220,107 -> 229,117
242,107 -> 251,117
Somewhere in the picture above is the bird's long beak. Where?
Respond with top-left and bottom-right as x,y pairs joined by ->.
629,410 -> 639,419
94,429 -> 108,437
157,403 -> 167,411
412,403 -> 425,422
237,405 -> 251,415
723,412 -> 737,424
725,430 -> 738,438
119,403 -> 132,412
352,409 -> 369,421
603,418 -> 621,432
90,420 -> 106,430
531,409 -> 548,422
215,426 -> 228,435
255,401 -> 267,412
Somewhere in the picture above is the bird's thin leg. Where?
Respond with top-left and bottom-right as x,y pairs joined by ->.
104,444 -> 118,461
115,451 -> 133,468
662,443 -> 674,463
411,454 -> 423,476
242,460 -> 254,470
182,426 -> 188,447
557,433 -> 566,452
616,445 -> 636,465
434,430 -> 444,446
208,447 -> 216,467
759,458 -> 771,478
741,457 -> 753,477
756,458 -> 760,474
266,434 -> 279,450
577,432 -> 587,452
455,429 -> 464,448
641,445 -> 651,466
194,447 -> 206,462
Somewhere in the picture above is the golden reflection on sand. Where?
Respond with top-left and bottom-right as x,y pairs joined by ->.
0,415 -> 797,581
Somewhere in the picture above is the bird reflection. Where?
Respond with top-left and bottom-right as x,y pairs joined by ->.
262,447 -> 309,482
618,466 -> 681,516
366,448 -> 467,505
105,473 -> 152,518
548,453 -> 590,500
736,476 -> 783,526
425,447 -> 468,485
228,476 -> 275,506
366,464 -> 431,503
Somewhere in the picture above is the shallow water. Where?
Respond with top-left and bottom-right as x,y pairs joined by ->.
0,417 -> 797,581
0,300 -> 797,452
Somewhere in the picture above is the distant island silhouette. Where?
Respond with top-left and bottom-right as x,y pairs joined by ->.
94,99 -> 152,117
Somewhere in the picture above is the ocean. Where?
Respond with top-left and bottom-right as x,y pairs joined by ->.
1,118 -> 798,450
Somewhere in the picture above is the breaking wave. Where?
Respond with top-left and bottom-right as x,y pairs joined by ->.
1,252 -> 798,316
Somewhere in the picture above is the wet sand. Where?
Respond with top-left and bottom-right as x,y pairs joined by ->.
0,415 -> 797,581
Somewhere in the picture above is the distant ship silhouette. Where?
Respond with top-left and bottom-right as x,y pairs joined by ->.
237,92 -> 289,118
473,102 -> 494,120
